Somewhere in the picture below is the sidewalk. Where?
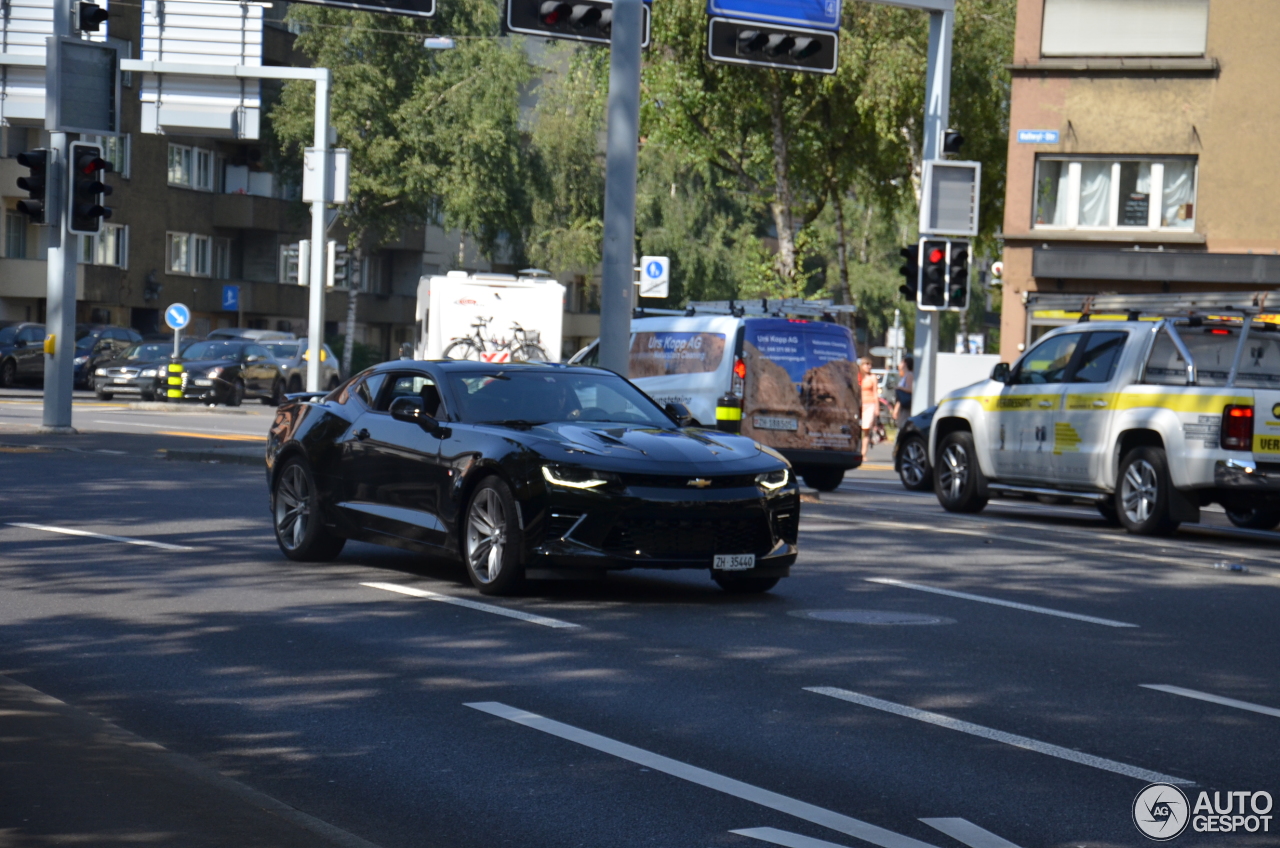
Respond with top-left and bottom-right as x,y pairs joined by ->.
0,674 -> 380,848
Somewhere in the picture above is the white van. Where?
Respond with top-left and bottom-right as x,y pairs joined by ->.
570,314 -> 862,490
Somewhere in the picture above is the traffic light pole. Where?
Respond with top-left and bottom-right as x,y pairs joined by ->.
596,0 -> 643,376
910,6 -> 952,417
307,71 -> 331,392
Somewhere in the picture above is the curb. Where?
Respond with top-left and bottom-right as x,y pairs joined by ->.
161,447 -> 263,467
127,402 -> 252,414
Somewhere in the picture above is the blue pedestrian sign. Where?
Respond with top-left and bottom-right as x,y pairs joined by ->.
222,284 -> 240,312
164,303 -> 191,331
707,0 -> 841,31
639,255 -> 670,298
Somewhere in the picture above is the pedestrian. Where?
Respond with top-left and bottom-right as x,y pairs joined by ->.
859,356 -> 880,458
893,356 -> 914,429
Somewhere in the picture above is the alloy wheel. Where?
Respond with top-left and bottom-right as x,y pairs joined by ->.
275,464 -> 311,551
467,488 -> 506,583
1121,458 -> 1158,524
938,443 -> 969,500
900,440 -> 928,488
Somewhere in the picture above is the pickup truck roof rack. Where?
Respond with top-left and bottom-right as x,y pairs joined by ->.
1024,291 -> 1280,319
634,298 -> 858,319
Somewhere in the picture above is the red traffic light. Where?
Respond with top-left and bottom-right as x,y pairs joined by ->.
539,1 -> 570,24
927,247 -> 944,263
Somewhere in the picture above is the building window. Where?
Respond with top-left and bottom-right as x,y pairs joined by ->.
1034,156 -> 1196,232
213,237 -> 232,279
168,231 -> 190,273
5,211 -> 28,259
76,224 -> 129,268
192,234 -> 211,276
194,148 -> 214,191
279,242 -> 300,285
1041,0 -> 1209,58
168,145 -> 192,186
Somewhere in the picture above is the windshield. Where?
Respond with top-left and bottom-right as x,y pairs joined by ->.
265,343 -> 299,359
0,327 -> 16,346
446,370 -> 672,427
184,341 -> 246,361
122,343 -> 173,361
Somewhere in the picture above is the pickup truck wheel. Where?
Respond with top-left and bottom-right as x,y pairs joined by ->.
1224,504 -> 1280,530
934,431 -> 988,513
1116,447 -> 1179,535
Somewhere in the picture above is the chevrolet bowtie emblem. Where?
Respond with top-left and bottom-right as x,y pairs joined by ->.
687,478 -> 712,488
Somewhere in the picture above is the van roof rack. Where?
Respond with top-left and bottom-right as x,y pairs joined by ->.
1025,291 -> 1280,319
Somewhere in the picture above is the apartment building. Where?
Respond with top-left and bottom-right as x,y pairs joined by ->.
1000,0 -> 1280,358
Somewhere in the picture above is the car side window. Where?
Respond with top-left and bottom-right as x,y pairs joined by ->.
376,373 -> 443,417
351,373 -> 386,407
1068,332 -> 1128,383
18,327 -> 44,343
1012,333 -> 1081,385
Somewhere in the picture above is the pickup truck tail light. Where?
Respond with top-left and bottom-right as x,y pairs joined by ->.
1221,404 -> 1253,451
730,357 -> 746,397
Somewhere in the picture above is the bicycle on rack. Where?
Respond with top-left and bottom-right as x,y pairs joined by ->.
442,317 -> 549,362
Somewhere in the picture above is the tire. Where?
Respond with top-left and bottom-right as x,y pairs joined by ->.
801,466 -> 845,492
287,376 -> 303,394
225,379 -> 244,407
272,458 -> 346,561
262,380 -> 283,406
934,430 -> 989,513
0,359 -> 15,388
1096,499 -> 1122,526
94,388 -> 113,401
443,339 -> 482,361
1115,447 -> 1180,535
1224,504 -> 1280,530
463,477 -> 525,595
713,574 -> 781,594
896,436 -> 932,491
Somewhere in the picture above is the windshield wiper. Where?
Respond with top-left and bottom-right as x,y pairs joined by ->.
480,419 -> 545,428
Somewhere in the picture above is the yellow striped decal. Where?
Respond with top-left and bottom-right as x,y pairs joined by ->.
716,406 -> 743,421
1052,422 -> 1082,454
955,394 -> 1061,412
953,391 -> 1251,414
1114,392 -> 1250,413
1255,434 -> 1280,454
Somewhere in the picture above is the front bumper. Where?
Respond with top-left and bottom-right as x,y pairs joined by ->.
1214,458 -> 1280,490
95,376 -> 161,396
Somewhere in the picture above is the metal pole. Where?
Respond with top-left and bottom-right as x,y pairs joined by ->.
173,327 -> 180,360
306,70 -> 331,392
911,7 -> 952,416
596,0 -> 642,376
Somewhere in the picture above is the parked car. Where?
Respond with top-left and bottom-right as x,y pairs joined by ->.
266,360 -> 799,595
263,340 -> 342,394
893,406 -> 936,491
179,340 -> 285,406
92,340 -> 196,401
0,323 -> 46,387
207,328 -> 297,342
74,325 -> 143,388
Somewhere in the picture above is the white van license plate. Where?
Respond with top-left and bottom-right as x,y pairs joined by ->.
714,554 -> 755,571
754,416 -> 798,431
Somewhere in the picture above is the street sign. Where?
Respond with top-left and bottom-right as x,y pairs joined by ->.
164,303 -> 191,330
222,284 -> 240,311
46,36 -> 121,134
706,0 -> 841,30
1016,129 -> 1059,144
289,0 -> 435,17
639,255 -> 669,298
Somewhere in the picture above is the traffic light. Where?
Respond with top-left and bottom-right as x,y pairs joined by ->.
77,1 -> 109,32
68,141 -> 113,236
706,17 -> 838,74
898,244 -> 920,301
16,149 -> 49,224
505,0 -> 650,47
918,239 -> 948,309
947,241 -> 970,310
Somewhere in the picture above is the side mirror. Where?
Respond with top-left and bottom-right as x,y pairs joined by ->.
390,395 -> 444,435
665,402 -> 695,427
991,362 -> 1011,383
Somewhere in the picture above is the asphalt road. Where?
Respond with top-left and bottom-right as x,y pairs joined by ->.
0,410 -> 1277,848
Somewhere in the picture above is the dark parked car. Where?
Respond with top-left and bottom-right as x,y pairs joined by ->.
92,340 -> 196,401
893,405 -> 936,491
74,325 -> 144,387
266,361 -> 800,595
180,340 -> 284,406
0,323 -> 46,387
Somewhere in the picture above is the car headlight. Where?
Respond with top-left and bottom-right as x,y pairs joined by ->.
94,367 -> 107,376
140,368 -> 158,377
206,367 -> 223,380
541,465 -> 616,490
756,469 -> 790,491
74,355 -> 89,365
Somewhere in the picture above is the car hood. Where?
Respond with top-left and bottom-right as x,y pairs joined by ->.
492,421 -> 782,474
101,355 -> 174,369
184,358 -> 240,371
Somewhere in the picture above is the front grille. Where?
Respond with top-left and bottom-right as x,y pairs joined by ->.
603,513 -> 771,557
773,510 -> 799,543
545,513 -> 582,540
620,473 -> 757,489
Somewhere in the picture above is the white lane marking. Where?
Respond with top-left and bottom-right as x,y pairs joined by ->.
6,522 -> 195,551
92,419 -> 265,437
1141,684 -> 1280,720
805,687 -> 1192,786
360,582 -> 581,629
919,818 -> 1023,848
465,701 -> 941,848
866,577 -> 1138,629
732,827 -> 852,848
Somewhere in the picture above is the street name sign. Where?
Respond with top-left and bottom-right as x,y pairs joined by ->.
1017,129 -> 1059,144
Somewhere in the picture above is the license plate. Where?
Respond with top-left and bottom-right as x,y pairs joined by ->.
753,416 -> 798,431
193,378 -> 213,386
113,377 -> 130,384
713,554 -> 755,571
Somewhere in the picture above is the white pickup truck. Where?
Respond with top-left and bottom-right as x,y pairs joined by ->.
929,302 -> 1280,534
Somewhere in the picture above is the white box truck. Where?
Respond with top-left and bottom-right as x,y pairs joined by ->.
415,271 -> 566,362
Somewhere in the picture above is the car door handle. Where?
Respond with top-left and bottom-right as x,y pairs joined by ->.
1039,400 -> 1054,408
1093,400 -> 1107,408
356,428 -> 370,441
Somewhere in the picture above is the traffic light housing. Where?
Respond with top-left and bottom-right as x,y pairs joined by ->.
706,17 -> 838,74
898,244 -> 920,301
947,241 -> 970,310
919,239 -> 948,309
506,0 -> 650,46
68,141 -> 113,236
77,1 -> 109,32
16,149 -> 49,224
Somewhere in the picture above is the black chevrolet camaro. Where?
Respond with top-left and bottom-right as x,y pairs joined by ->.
265,360 -> 799,594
